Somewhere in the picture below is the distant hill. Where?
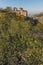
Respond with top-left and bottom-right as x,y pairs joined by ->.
34,12 -> 43,17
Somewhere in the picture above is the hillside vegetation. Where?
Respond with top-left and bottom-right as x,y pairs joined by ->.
0,8 -> 43,65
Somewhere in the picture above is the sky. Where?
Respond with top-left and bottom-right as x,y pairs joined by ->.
0,0 -> 43,14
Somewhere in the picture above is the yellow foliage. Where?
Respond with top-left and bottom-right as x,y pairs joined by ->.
16,13 -> 24,19
16,13 -> 21,17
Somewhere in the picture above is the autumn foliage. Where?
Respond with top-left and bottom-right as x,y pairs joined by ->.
16,13 -> 24,19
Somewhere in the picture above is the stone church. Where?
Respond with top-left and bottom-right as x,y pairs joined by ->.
13,7 -> 28,17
